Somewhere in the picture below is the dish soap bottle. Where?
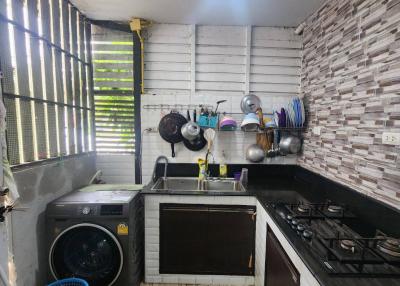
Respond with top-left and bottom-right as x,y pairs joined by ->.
198,158 -> 207,180
219,164 -> 227,177
219,150 -> 228,178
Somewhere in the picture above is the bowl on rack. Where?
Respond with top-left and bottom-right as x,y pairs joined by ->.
241,113 -> 260,132
219,116 -> 237,131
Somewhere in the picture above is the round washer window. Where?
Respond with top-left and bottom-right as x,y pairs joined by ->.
50,223 -> 123,286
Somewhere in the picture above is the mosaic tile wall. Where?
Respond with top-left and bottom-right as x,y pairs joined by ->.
299,0 -> 400,209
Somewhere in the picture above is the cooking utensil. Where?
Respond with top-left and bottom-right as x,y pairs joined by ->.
246,144 -> 265,162
256,132 -> 270,152
257,127 -> 274,153
241,94 -> 261,114
266,148 -> 279,158
181,110 -> 201,141
204,128 -> 216,151
183,128 -> 207,151
255,107 -> 269,151
158,111 -> 188,157
279,135 -> 302,155
214,100 -> 227,115
256,108 -> 265,128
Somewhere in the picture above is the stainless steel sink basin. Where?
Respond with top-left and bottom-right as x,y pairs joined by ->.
151,177 -> 246,192
202,179 -> 245,192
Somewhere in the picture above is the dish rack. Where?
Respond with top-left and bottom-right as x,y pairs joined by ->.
217,112 -> 306,133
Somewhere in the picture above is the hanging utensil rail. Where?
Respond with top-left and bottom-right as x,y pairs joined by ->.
143,104 -> 213,110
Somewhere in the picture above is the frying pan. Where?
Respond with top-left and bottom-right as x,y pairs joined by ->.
158,111 -> 188,157
183,128 -> 207,151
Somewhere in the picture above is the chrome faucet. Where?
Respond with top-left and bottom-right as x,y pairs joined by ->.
152,156 -> 169,183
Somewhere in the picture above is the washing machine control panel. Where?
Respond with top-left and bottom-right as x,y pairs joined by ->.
77,205 -> 98,215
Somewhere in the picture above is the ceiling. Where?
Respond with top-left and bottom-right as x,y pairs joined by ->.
71,0 -> 325,27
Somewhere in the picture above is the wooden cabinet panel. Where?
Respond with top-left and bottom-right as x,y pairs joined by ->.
160,204 -> 256,275
208,207 -> 255,275
265,227 -> 300,286
160,205 -> 209,273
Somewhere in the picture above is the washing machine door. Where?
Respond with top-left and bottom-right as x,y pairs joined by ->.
49,223 -> 123,286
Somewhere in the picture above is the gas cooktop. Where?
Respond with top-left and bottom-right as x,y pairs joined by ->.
273,200 -> 400,278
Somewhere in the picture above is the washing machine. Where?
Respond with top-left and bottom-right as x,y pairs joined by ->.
46,188 -> 143,286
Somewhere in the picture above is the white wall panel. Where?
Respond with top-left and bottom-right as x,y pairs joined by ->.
143,24 -> 192,95
250,27 -> 301,95
196,25 -> 246,95
96,154 -> 135,183
141,24 -> 301,182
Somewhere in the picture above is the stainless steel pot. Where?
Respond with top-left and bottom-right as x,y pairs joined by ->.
279,136 -> 302,155
246,144 -> 265,162
181,121 -> 200,141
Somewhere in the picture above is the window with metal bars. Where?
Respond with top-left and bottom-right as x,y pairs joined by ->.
92,25 -> 135,154
0,0 -> 94,166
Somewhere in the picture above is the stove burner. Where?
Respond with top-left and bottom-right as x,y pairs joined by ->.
377,238 -> 400,257
327,205 -> 343,213
275,199 -> 400,277
340,239 -> 356,253
297,204 -> 311,213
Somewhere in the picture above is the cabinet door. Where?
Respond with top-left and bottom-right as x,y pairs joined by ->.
208,206 -> 256,275
160,204 -> 256,275
265,228 -> 300,286
160,204 -> 209,274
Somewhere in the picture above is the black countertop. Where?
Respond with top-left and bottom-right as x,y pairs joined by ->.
142,163 -> 400,286
254,188 -> 400,286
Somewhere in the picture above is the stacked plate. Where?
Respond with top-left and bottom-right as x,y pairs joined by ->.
287,97 -> 305,127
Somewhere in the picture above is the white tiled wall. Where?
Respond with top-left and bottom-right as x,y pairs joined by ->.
141,93 -> 298,183
144,195 -> 257,285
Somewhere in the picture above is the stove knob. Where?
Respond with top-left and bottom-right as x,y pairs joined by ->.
297,224 -> 305,232
277,210 -> 286,219
291,218 -> 299,226
286,214 -> 293,221
82,206 -> 91,215
303,229 -> 313,239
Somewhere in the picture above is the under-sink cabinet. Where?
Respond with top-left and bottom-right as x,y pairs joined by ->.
159,203 -> 256,276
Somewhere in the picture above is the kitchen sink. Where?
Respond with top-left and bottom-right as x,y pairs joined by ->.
151,177 -> 246,192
